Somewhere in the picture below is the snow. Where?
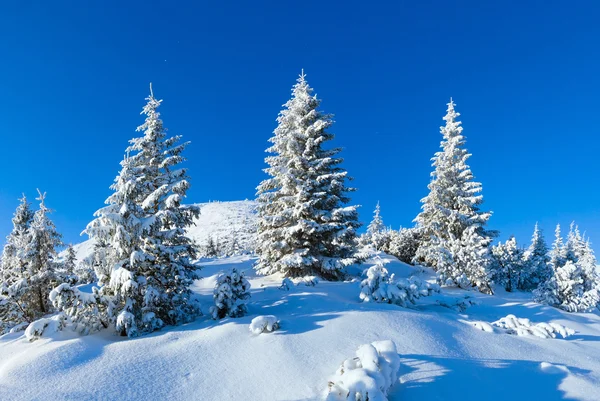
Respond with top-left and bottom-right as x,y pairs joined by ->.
249,315 -> 279,335
3,250 -> 600,400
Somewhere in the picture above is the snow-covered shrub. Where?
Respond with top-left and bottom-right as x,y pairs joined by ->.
249,315 -> 280,334
50,283 -> 110,335
471,321 -> 494,333
24,313 -> 68,342
74,255 -> 97,285
360,260 -> 439,307
435,227 -> 493,295
384,227 -> 421,265
278,278 -> 293,291
326,340 -> 400,401
434,294 -> 478,312
490,314 -> 574,339
210,268 -> 251,319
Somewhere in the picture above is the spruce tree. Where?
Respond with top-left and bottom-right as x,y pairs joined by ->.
491,236 -> 525,292
522,223 -> 550,290
255,72 -> 361,279
413,99 -> 496,292
548,224 -> 566,271
2,191 -> 63,326
363,202 -> 389,251
0,196 -> 35,332
84,85 -> 200,337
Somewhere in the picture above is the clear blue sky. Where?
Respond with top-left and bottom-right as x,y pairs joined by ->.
0,1 -> 599,253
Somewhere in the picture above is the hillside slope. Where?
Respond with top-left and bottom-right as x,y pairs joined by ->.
1,253 -> 599,401
67,200 -> 258,262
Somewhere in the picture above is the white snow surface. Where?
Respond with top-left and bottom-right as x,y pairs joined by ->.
2,217 -> 599,400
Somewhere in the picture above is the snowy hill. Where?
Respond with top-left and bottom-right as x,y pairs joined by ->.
1,252 -> 600,401
67,200 -> 258,262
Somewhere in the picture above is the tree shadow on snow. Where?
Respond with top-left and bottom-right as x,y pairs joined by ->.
394,354 -> 590,401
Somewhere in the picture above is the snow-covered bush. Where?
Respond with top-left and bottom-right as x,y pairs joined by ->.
278,278 -> 293,291
326,340 -> 400,401
24,313 -> 68,342
360,260 -> 439,307
73,255 -> 97,285
210,268 -> 251,319
435,226 -> 493,294
490,314 -> 574,339
50,283 -> 110,335
434,294 -> 478,312
384,227 -> 421,265
249,315 -> 280,334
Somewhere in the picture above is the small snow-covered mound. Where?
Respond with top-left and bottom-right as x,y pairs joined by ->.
24,314 -> 67,342
471,314 -> 575,339
249,315 -> 279,335
326,340 -> 400,401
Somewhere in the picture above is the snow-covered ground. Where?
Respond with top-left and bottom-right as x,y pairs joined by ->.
1,253 -> 599,401
4,201 -> 599,400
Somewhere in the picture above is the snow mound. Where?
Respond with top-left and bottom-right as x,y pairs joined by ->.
24,314 -> 67,342
326,340 -> 400,401
489,314 -> 575,339
472,321 -> 494,333
249,315 -> 280,335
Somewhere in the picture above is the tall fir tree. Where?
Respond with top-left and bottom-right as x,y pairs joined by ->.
84,85 -> 200,337
255,72 -> 361,279
413,99 -> 496,292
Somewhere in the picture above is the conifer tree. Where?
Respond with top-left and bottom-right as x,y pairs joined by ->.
362,202 -> 389,251
491,236 -> 525,292
83,85 -> 200,337
522,223 -> 550,290
255,72 -> 361,279
0,196 -> 34,332
2,191 -> 63,326
548,224 -> 566,271
413,99 -> 496,292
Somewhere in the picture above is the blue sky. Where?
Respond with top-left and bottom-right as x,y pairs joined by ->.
0,1 -> 598,253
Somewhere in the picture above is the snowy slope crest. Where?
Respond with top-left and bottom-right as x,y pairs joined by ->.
65,200 -> 257,262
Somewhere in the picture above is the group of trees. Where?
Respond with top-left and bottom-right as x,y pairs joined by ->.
1,72 -> 598,338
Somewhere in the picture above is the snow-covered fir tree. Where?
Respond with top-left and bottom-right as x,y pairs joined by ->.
63,245 -> 77,276
360,202 -> 389,251
548,224 -> 566,271
210,267 -> 251,319
0,196 -> 35,332
535,223 -> 600,312
521,223 -> 550,290
413,99 -> 496,292
83,85 -> 200,337
255,71 -> 361,280
2,191 -> 63,326
491,236 -> 525,292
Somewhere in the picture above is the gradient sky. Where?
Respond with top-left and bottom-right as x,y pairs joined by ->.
0,1 -> 599,253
